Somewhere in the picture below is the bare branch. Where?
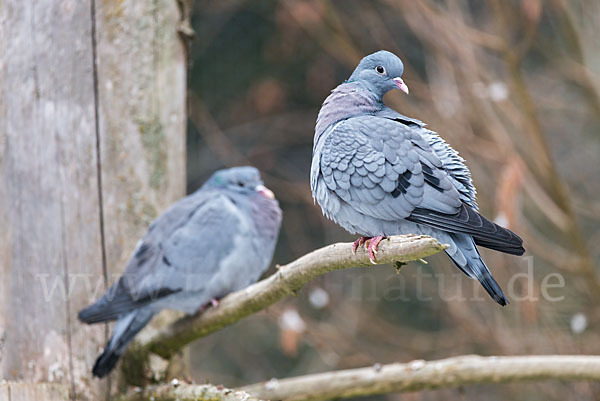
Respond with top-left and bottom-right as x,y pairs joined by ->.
240,355 -> 600,400
131,235 -> 446,363
121,382 -> 263,401
251,354 -> 600,399
123,355 -> 600,401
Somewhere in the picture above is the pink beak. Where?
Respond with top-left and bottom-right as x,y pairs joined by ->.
393,77 -> 409,94
255,184 -> 275,200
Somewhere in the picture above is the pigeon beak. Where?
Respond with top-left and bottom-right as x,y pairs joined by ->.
393,77 -> 409,94
255,184 -> 275,200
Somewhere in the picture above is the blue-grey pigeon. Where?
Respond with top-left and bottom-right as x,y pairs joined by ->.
311,50 -> 525,306
79,166 -> 281,377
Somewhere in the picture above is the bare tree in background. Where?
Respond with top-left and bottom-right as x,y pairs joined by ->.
185,1 -> 600,400
2,0 -> 600,400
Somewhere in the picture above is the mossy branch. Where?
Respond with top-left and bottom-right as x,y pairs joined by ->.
122,234 -> 447,383
120,382 -> 262,401
124,355 -> 600,401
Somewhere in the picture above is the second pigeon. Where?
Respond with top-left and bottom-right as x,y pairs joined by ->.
79,166 -> 282,377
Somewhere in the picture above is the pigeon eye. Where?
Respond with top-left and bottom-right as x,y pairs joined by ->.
237,181 -> 244,187
375,65 -> 385,74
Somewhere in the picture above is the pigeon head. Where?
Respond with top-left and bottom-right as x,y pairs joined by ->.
205,166 -> 275,200
347,50 -> 409,98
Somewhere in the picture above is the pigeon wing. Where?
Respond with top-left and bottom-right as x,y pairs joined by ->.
376,107 -> 478,209
315,115 -> 463,226
315,115 -> 523,255
78,191 -> 239,323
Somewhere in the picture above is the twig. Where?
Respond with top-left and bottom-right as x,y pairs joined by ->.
124,235 -> 447,379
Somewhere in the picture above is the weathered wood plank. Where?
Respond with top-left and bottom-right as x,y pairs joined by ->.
0,0 -> 187,399
5,383 -> 69,401
93,0 -> 187,392
0,1 -> 105,400
0,385 -> 9,401
94,0 -> 187,267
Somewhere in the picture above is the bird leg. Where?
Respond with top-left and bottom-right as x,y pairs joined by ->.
365,235 -> 386,264
195,298 -> 221,315
352,236 -> 369,255
353,235 -> 386,264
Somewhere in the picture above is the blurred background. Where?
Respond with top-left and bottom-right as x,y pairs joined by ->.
185,1 -> 600,400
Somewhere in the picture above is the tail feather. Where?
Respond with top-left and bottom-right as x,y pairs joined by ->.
92,349 -> 121,378
92,309 -> 155,378
408,204 -> 525,256
78,301 -> 119,324
471,258 -> 508,306
474,236 -> 525,256
79,286 -> 178,325
447,234 -> 508,306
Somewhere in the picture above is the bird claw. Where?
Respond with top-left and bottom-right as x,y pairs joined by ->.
366,235 -> 385,264
196,297 -> 220,314
353,235 -> 386,264
352,237 -> 369,255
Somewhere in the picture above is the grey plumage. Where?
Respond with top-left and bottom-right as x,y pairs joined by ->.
79,166 -> 281,377
311,50 -> 524,306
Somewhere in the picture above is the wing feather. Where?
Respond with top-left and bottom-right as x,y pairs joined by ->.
79,192 -> 240,323
312,114 -> 524,257
408,204 -> 525,255
315,116 -> 463,229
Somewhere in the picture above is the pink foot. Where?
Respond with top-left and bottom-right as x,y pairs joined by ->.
366,235 -> 386,264
196,298 -> 221,314
352,237 -> 369,255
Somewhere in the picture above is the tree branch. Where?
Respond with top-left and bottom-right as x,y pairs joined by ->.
241,355 -> 600,400
124,234 -> 446,380
121,382 -> 262,401
124,355 -> 600,401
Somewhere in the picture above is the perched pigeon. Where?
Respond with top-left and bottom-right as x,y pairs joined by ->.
79,166 -> 281,377
311,50 -> 525,306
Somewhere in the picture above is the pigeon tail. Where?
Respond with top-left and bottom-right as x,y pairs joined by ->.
78,299 -> 118,324
92,349 -> 121,378
92,309 -> 155,378
447,234 -> 508,306
470,257 -> 508,306
79,285 -> 181,325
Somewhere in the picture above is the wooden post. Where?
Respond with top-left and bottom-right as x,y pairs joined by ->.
0,0 -> 187,399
